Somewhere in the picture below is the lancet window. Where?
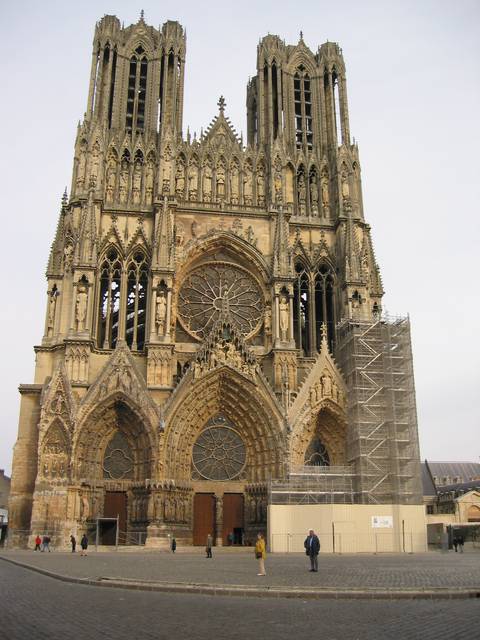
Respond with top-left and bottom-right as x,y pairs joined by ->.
125,251 -> 148,351
294,66 -> 313,150
293,261 -> 336,355
97,247 -> 150,351
126,46 -> 148,132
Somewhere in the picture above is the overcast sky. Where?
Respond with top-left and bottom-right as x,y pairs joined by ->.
0,0 -> 479,475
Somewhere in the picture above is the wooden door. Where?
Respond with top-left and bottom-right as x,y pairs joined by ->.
104,491 -> 127,538
222,493 -> 244,545
193,493 -> 216,546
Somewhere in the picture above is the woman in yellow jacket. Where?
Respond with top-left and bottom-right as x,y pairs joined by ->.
255,532 -> 266,576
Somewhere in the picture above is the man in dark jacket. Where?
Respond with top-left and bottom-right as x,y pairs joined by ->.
304,529 -> 321,572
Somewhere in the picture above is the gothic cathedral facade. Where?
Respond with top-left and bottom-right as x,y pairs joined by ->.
9,14 -> 423,548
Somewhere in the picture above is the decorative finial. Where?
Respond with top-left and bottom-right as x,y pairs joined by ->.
217,95 -> 226,114
140,9 -> 144,20
320,322 -> 328,344
299,30 -> 303,41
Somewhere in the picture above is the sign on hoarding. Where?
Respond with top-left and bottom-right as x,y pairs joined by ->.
372,515 -> 393,528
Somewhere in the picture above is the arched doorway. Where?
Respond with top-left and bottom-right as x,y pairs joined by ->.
164,366 -> 285,545
74,397 -> 154,544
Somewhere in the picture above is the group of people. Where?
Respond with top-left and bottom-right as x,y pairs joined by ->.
34,533 -> 89,555
34,535 -> 51,552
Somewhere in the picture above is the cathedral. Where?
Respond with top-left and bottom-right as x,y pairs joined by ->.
9,13 -> 425,550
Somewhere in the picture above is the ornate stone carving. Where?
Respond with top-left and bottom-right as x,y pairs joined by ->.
103,431 -> 134,480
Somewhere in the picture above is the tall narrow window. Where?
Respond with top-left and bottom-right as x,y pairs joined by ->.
293,262 -> 311,354
332,70 -> 342,145
98,248 -> 122,349
314,265 -> 335,352
125,251 -> 148,351
294,67 -> 313,150
125,47 -> 148,132
272,62 -> 279,139
108,48 -> 117,128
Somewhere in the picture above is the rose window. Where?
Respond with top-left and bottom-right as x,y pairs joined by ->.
178,262 -> 264,339
192,417 -> 246,481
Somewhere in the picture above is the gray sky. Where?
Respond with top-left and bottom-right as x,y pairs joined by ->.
0,0 -> 479,475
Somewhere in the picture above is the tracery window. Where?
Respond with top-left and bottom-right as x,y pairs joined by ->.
192,416 -> 246,481
294,66 -> 313,150
125,251 -> 148,351
126,46 -> 148,132
103,431 -> 134,480
178,262 -> 264,340
293,261 -> 336,355
99,248 -> 122,349
97,247 -> 150,351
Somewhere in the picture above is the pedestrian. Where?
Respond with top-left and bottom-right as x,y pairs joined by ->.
453,537 -> 458,552
42,535 -> 51,552
34,535 -> 42,551
458,535 -> 464,553
80,534 -> 88,556
255,532 -> 266,576
171,537 -> 176,553
304,529 -> 320,572
70,534 -> 76,553
228,531 -> 233,546
206,533 -> 213,558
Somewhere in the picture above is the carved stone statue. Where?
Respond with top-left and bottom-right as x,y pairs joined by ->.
321,372 -> 332,396
257,165 -> 265,204
156,290 -> 167,335
310,174 -> 319,213
341,172 -> 350,200
264,306 -> 272,337
230,163 -> 239,203
105,156 -> 117,202
119,160 -> 129,203
203,164 -> 212,201
145,161 -> 154,204
243,167 -> 253,204
188,162 -> 198,200
279,295 -> 289,342
132,159 -> 142,204
298,174 -> 306,204
89,141 -> 100,185
216,163 -> 226,200
175,163 -> 185,197
75,285 -> 88,331
47,290 -> 57,334
274,169 -> 283,203
321,177 -> 329,208
76,143 -> 87,189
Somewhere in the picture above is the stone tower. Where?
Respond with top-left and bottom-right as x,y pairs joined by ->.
9,14 -> 422,550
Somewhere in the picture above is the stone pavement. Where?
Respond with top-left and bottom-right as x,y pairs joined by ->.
1,548 -> 479,599
2,561 -> 479,640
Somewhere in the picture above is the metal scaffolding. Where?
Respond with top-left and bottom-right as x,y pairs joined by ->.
336,315 -> 422,505
269,465 -> 356,505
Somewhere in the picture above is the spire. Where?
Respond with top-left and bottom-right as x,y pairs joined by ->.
343,210 -> 361,282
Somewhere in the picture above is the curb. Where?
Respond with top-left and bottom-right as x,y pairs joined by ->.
1,555 -> 479,601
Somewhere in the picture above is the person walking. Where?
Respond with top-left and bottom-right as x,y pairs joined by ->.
458,534 -> 464,553
70,534 -> 76,553
80,534 -> 88,556
171,537 -> 177,553
34,535 -> 42,551
255,532 -> 266,576
453,537 -> 458,552
206,533 -> 213,558
304,529 -> 320,572
42,535 -> 51,552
